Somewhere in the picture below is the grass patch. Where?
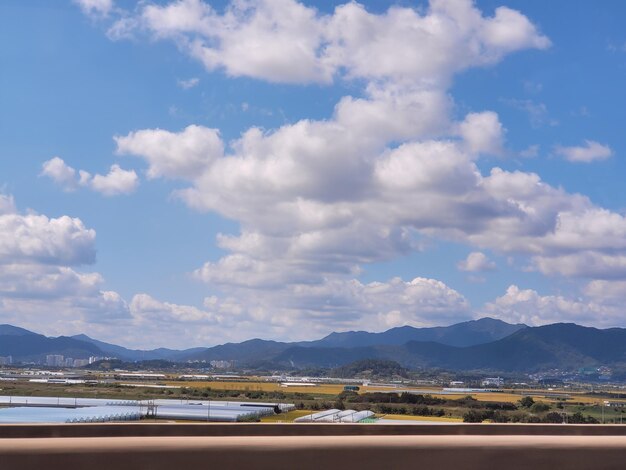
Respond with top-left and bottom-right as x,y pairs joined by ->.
377,414 -> 462,422
260,410 -> 314,423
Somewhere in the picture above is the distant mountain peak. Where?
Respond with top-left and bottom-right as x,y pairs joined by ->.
314,317 -> 526,349
0,324 -> 38,336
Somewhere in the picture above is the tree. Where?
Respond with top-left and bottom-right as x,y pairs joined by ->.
530,402 -> 550,413
543,412 -> 564,423
463,409 -> 485,423
491,411 -> 510,423
519,396 -> 535,408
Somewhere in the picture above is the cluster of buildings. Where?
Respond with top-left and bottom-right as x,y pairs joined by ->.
448,377 -> 505,388
0,356 -> 12,366
209,360 -> 235,369
44,355 -> 109,368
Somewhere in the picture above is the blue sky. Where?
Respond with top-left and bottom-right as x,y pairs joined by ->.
1,0 -> 625,348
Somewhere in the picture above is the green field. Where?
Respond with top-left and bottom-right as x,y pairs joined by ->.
2,374 -> 624,424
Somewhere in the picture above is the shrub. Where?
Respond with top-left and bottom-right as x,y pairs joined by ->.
491,411 -> 510,423
519,396 -> 535,408
463,409 -> 485,423
530,402 -> 550,413
543,412 -> 564,423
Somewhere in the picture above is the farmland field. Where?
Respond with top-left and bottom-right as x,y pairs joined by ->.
167,380 -> 345,395
377,414 -> 462,422
260,410 -> 313,423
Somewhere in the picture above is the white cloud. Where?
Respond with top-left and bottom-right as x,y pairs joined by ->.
0,195 -> 131,339
118,102 -> 626,297
78,1 -> 626,334
0,264 -> 101,299
0,194 -> 16,215
115,125 -> 223,179
483,284 -> 624,328
116,103 -> 626,334
74,0 -> 114,18
41,157 -> 79,191
457,252 -> 496,272
41,157 -> 138,196
554,140 -> 613,163
177,77 -> 200,89
458,111 -> 505,156
104,0 -> 549,85
130,293 -> 220,325
98,2 -> 568,301
533,252 -> 626,280
196,276 -> 470,340
583,280 -> 626,306
90,164 -> 139,195
0,212 -> 96,266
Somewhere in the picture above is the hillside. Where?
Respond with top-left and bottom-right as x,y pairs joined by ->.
183,338 -> 290,362
309,317 -> 526,348
179,317 -> 525,363
0,333 -> 103,361
0,324 -> 38,336
2,321 -> 624,374
274,324 -> 626,372
71,334 -> 205,362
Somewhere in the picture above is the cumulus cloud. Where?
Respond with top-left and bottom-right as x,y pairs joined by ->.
195,276 -> 471,340
115,125 -> 223,179
73,1 -> 626,332
0,195 -> 131,339
483,284 -> 624,328
458,111 -> 505,156
90,164 -> 139,195
458,252 -> 496,272
0,196 -> 96,268
130,293 -> 220,325
554,140 -> 613,163
103,0 -> 549,85
74,0 -> 114,18
120,120 -> 626,284
41,157 -> 79,191
106,3 -> 553,293
105,4 -> 626,329
41,157 -> 138,196
0,213 -> 96,266
533,252 -> 626,280
583,280 -> 626,306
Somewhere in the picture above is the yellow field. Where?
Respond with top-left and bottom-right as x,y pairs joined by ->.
431,392 -> 529,403
427,392 -> 623,405
377,414 -> 462,422
260,410 -> 313,423
166,380 -> 345,395
163,379 -> 626,407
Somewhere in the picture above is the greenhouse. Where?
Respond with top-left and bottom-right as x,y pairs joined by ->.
294,409 -> 375,423
0,395 -> 294,423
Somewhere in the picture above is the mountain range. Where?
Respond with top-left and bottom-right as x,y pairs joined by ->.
0,318 -> 624,374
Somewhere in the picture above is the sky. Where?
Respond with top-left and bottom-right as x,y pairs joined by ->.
1,0 -> 626,349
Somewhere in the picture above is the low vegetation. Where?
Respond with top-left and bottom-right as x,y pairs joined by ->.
1,374 -> 623,424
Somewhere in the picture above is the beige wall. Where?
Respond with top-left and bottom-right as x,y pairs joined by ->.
1,424 -> 625,470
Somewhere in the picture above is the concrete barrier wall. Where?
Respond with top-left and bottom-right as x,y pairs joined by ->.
0,422 -> 625,438
1,434 -> 625,470
1,424 -> 625,470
